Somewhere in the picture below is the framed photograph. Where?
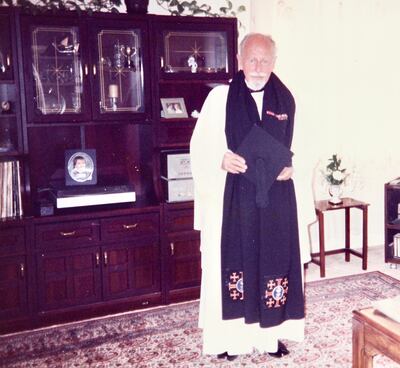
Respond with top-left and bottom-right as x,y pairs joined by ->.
161,97 -> 188,119
65,149 -> 97,186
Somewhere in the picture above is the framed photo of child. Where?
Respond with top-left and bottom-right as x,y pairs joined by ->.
65,149 -> 97,186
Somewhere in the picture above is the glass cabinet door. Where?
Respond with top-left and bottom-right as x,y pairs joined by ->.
97,30 -> 144,113
21,16 -> 90,123
0,9 -> 20,155
156,19 -> 237,81
162,31 -> 229,75
89,19 -> 148,121
31,26 -> 83,116
0,13 -> 13,82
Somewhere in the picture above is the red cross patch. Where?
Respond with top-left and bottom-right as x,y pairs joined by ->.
228,271 -> 244,301
264,276 -> 288,308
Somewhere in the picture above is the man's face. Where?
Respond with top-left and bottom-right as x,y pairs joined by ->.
238,37 -> 276,91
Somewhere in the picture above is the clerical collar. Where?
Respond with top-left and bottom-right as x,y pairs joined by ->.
245,80 -> 266,93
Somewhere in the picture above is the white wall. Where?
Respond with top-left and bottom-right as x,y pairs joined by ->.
251,0 -> 400,251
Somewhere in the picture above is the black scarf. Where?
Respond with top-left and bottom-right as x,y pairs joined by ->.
221,71 -> 305,328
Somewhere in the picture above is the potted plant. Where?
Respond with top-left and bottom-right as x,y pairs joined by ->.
322,154 -> 348,205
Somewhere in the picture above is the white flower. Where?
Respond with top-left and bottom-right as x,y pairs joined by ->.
332,170 -> 345,181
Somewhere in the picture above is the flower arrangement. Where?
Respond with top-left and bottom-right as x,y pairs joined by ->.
323,154 -> 348,185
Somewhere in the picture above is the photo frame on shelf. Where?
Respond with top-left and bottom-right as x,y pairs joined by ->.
160,97 -> 188,119
65,149 -> 97,186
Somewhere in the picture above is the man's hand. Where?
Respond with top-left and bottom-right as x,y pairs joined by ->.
222,151 -> 247,174
277,166 -> 293,181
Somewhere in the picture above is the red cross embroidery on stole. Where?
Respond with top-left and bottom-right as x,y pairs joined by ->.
264,276 -> 289,308
228,271 -> 244,301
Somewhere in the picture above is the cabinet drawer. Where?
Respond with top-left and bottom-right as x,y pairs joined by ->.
0,227 -> 25,255
35,221 -> 100,250
164,209 -> 194,233
101,213 -> 159,242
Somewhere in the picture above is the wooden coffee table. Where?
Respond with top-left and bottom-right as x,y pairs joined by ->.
352,307 -> 400,367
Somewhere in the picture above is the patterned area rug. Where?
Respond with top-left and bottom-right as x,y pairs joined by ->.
1,271 -> 400,368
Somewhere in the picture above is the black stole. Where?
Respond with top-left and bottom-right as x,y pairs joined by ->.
221,70 -> 305,327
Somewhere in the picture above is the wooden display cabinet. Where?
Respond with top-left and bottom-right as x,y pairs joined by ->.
153,17 -> 237,303
384,179 -> 400,266
0,10 -> 238,334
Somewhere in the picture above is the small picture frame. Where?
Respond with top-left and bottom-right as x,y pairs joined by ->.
65,149 -> 97,186
161,97 -> 188,119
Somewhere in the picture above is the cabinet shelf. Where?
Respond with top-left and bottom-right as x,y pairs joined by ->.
386,223 -> 400,230
159,78 -> 229,85
160,117 -> 196,124
0,114 -> 17,119
0,150 -> 23,158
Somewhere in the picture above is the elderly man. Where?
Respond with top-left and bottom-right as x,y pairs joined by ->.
190,33 -> 311,361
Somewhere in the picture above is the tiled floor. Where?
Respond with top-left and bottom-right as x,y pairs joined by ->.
305,245 -> 400,282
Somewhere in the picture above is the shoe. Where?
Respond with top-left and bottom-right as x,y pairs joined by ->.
217,352 -> 227,359
268,341 -> 289,358
217,352 -> 238,361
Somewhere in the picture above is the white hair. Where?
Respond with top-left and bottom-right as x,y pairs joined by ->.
239,33 -> 277,57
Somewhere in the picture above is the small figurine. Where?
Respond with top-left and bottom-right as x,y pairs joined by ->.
191,109 -> 200,118
187,56 -> 198,73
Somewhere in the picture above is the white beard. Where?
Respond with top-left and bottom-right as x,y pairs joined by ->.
245,79 -> 267,91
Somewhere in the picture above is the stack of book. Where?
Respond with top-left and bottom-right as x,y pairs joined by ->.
0,160 -> 23,218
393,233 -> 400,258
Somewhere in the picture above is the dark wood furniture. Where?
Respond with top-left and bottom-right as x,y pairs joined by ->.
352,307 -> 400,367
384,179 -> 400,267
0,8 -> 237,334
312,198 -> 369,277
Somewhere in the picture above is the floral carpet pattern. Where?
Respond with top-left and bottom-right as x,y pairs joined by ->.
1,271 -> 400,367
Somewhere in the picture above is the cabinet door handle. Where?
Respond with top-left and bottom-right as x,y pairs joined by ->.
170,242 -> 174,256
60,230 -> 76,237
104,251 -> 108,266
123,223 -> 138,230
6,55 -> 11,67
20,263 -> 25,278
92,64 -> 96,76
160,56 -> 164,68
84,64 -> 89,76
95,252 -> 100,266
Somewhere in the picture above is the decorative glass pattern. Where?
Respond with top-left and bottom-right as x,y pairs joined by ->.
97,29 -> 144,113
163,31 -> 228,73
31,27 -> 82,115
0,14 -> 13,81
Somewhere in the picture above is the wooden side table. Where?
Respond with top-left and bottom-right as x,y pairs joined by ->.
353,307 -> 400,367
312,197 -> 369,277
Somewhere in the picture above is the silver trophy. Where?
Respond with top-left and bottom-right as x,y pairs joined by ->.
121,45 -> 137,70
